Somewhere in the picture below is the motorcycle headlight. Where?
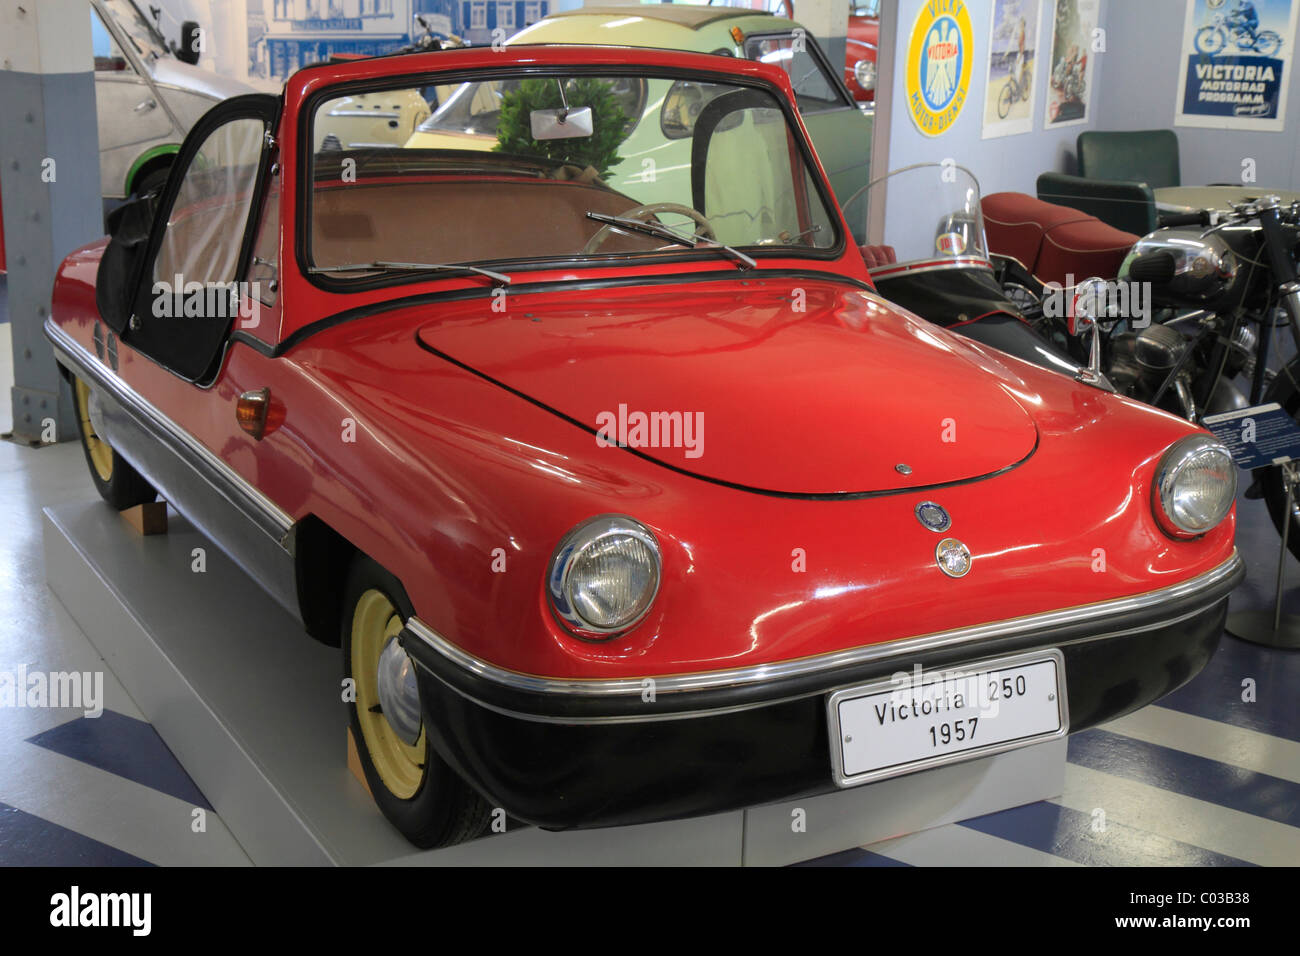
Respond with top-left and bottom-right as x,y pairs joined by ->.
854,59 -> 876,91
548,515 -> 661,638
1152,436 -> 1237,537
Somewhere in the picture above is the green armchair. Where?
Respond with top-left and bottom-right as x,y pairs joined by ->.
1036,171 -> 1158,237
1033,130 -> 1181,235
1077,129 -> 1181,189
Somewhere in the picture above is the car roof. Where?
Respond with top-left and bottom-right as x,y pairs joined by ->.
542,5 -> 775,30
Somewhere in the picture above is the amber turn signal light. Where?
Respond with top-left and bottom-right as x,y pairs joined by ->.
236,388 -> 271,441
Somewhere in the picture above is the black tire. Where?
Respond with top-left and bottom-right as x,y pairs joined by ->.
1258,360 -> 1300,560
72,376 -> 158,511
131,165 -> 171,200
341,555 -> 491,848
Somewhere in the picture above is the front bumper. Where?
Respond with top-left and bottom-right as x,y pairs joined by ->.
404,553 -> 1242,830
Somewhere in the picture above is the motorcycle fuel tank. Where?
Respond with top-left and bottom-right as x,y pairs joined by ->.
1120,228 -> 1242,307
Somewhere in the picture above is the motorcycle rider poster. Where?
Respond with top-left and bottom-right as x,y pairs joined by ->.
1175,0 -> 1296,130
1044,0 -> 1099,127
983,0 -> 1044,138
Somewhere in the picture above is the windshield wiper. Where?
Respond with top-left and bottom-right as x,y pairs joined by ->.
585,212 -> 757,270
754,225 -> 823,246
309,260 -> 511,286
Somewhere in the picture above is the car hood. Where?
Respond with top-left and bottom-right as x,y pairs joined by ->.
414,278 -> 1039,495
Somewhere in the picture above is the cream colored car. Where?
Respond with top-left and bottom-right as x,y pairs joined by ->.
315,90 -> 434,151
402,5 -> 871,228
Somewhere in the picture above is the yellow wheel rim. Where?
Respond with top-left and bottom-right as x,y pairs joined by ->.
74,378 -> 114,483
351,590 -> 426,800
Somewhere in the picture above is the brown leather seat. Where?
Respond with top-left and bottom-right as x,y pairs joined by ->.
982,191 -> 1137,286
858,244 -> 897,270
311,177 -> 649,267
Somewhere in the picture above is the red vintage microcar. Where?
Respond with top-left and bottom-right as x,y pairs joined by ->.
48,45 -> 1242,848
845,2 -> 880,106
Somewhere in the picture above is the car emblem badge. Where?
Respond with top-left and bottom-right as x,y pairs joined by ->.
895,463 -> 913,475
935,538 -> 972,578
915,501 -> 951,533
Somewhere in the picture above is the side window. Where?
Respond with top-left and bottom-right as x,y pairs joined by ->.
246,181 -> 280,310
152,118 -> 264,290
130,109 -> 271,381
743,34 -> 847,114
91,9 -> 130,73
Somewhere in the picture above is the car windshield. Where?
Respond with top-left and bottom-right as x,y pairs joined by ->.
102,0 -> 167,60
841,162 -> 988,272
308,69 -> 839,277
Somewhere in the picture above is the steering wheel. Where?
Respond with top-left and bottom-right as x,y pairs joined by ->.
584,202 -> 716,254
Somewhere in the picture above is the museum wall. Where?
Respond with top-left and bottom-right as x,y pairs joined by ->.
882,0 -> 1111,199
1095,0 -> 1300,190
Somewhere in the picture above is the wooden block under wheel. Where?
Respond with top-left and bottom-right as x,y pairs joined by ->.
347,728 -> 373,797
121,501 -> 168,536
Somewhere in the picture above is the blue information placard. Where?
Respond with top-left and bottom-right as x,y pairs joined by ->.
1202,403 -> 1300,469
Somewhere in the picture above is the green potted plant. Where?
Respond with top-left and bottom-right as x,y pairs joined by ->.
495,77 -> 629,180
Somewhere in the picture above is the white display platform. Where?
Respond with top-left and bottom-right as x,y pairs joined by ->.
43,500 -> 1066,866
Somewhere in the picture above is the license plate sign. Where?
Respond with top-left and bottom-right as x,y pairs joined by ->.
827,651 -> 1067,787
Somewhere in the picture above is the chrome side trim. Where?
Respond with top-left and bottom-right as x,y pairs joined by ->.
47,319 -> 302,620
406,551 -> 1242,701
49,320 -> 293,533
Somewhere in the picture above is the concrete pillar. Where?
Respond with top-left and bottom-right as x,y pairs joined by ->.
795,0 -> 850,81
0,0 -> 98,443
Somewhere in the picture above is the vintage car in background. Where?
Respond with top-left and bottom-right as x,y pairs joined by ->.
90,0 -> 254,199
696,0 -> 877,107
846,1 -> 880,106
405,5 -> 873,223
50,45 -> 1242,848
314,90 -> 434,151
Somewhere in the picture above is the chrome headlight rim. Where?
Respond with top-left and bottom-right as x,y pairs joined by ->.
547,514 -> 662,640
1152,434 -> 1237,538
853,58 -> 876,91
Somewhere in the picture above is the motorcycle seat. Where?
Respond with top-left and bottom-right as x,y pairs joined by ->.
1037,217 -> 1139,288
859,244 -> 898,270
983,191 -> 1137,286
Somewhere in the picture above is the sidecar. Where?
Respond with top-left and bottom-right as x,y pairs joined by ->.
844,162 -> 1082,379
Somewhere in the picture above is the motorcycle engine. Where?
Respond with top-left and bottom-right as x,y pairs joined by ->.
1108,324 -> 1188,395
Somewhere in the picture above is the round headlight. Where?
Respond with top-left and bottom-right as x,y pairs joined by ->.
1152,435 -> 1237,537
854,59 -> 876,91
548,515 -> 661,638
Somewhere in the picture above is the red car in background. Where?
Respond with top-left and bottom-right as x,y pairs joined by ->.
49,44 -> 1241,848
845,1 -> 879,106
707,0 -> 877,107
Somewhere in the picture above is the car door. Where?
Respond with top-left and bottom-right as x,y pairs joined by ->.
742,32 -> 872,242
91,3 -> 174,197
124,94 -> 279,383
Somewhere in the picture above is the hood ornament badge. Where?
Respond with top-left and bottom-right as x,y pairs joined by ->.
935,538 -> 972,578
895,463 -> 912,475
915,501 -> 951,533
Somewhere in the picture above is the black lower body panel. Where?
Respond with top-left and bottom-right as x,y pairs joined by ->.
414,597 -> 1227,830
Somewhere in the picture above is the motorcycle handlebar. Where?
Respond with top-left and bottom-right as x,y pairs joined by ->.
1158,210 -> 1214,229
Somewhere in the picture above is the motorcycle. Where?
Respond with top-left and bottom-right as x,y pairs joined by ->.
1052,51 -> 1086,100
1021,197 -> 1300,556
1195,13 -> 1283,57
841,163 -> 1085,379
